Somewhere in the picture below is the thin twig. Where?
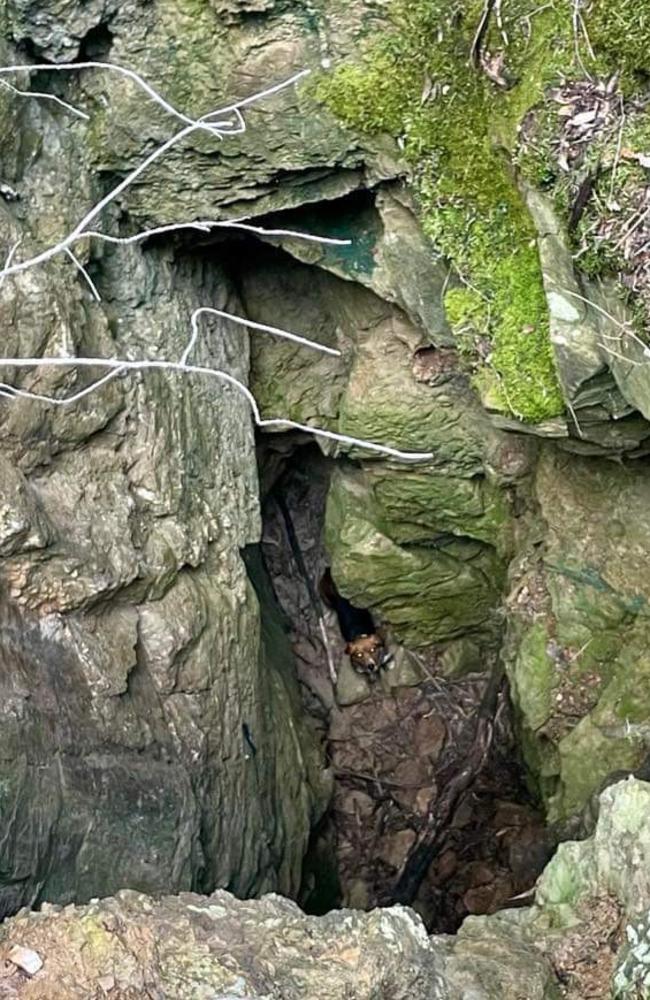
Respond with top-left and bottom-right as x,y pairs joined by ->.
566,399 -> 585,438
562,287 -> 650,353
0,239 -> 20,293
64,247 -> 101,301
80,220 -> 352,248
333,766 -> 429,790
0,78 -> 89,119
0,356 -> 434,460
611,206 -> 650,254
182,307 -> 341,363
0,60 -> 241,132
0,67 -> 310,283
470,0 -> 497,67
608,106 -> 626,207
572,0 -> 593,80
598,343 -> 644,366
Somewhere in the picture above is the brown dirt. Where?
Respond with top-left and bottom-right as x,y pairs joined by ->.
412,346 -> 461,386
549,894 -> 624,999
326,676 -> 554,931
261,444 -> 555,933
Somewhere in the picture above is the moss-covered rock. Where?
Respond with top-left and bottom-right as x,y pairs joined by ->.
366,464 -> 510,550
505,447 -> 650,821
456,779 -> 650,998
314,0 -> 580,423
325,464 -> 505,647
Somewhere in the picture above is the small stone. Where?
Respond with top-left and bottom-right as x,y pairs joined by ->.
98,975 -> 115,992
8,946 -> 43,976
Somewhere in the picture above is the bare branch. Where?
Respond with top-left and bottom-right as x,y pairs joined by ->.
0,60 -> 260,132
0,62 -> 433,465
0,356 -> 434,461
562,287 -> 650,355
0,77 -> 89,119
0,67 -> 310,283
182,307 -> 341,364
0,239 -> 20,292
80,221 -> 352,248
64,247 -> 101,301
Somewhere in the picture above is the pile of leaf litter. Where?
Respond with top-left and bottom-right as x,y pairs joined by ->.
518,72 -> 650,327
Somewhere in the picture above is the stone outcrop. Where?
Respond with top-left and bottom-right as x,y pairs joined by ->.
5,777 -> 650,999
0,0 -> 390,913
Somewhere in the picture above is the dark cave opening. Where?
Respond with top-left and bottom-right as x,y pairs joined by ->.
256,434 -> 556,935
77,22 -> 115,61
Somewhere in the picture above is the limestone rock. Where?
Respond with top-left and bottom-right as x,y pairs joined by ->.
457,778 -> 650,999
0,890 -> 447,999
0,885 -> 562,1000
325,464 -> 505,649
0,0 -> 381,913
7,776 -> 650,999
504,447 -> 650,821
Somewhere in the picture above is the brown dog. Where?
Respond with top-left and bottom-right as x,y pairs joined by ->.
319,569 -> 388,679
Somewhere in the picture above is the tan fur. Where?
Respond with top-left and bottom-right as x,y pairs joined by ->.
345,633 -> 386,679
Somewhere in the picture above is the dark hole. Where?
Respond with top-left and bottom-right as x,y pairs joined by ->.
77,22 -> 114,61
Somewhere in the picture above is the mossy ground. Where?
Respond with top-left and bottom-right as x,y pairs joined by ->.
514,4 -> 650,335
587,0 -> 650,85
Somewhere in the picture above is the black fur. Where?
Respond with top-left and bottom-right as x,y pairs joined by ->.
320,569 -> 376,643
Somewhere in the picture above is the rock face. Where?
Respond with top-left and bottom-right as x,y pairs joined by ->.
0,0 -> 528,918
461,778 -> 650,999
0,890 -> 447,999
0,884 -> 557,1000
9,775 -> 650,999
0,0 -> 388,913
4,0 -> 650,949
504,447 -> 650,821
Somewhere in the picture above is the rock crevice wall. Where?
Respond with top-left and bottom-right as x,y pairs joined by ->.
3,0 -> 650,927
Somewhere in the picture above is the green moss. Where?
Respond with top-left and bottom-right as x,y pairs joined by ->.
315,0 -> 572,423
325,466 -> 505,647
511,621 -> 557,732
586,0 -> 650,83
444,286 -> 486,329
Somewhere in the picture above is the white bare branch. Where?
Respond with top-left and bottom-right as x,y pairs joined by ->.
562,287 -> 650,356
64,221 -> 351,299
0,67 -> 310,283
183,308 -> 341,365
0,60 -> 252,131
80,221 -> 351,248
64,247 -> 101,301
0,62 -> 433,463
0,367 -> 125,405
0,77 -> 89,119
0,239 -> 20,292
0,356 -> 433,461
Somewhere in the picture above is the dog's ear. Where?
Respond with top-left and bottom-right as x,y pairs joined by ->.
375,626 -> 387,643
344,642 -> 353,654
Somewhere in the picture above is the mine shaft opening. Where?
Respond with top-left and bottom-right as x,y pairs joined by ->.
256,435 -> 556,934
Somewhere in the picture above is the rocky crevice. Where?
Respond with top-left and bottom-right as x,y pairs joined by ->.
3,0 -> 650,995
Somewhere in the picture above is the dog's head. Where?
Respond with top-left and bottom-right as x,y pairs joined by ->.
345,634 -> 388,679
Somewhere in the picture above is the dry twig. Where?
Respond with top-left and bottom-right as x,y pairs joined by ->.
0,62 -> 435,464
